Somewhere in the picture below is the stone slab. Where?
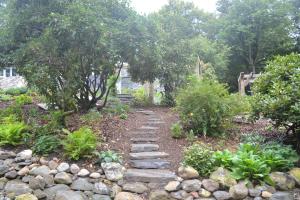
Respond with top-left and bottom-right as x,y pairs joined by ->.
124,169 -> 177,183
129,152 -> 169,160
131,144 -> 159,152
129,159 -> 171,169
131,138 -> 159,143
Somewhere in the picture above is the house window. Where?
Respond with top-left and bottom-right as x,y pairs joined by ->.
0,69 -> 3,77
12,68 -> 17,76
5,68 -> 10,77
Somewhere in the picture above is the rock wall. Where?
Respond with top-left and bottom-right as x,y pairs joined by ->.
0,76 -> 26,89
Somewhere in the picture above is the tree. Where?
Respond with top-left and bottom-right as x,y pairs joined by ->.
252,53 -> 300,149
4,0 -> 138,111
217,0 -> 295,90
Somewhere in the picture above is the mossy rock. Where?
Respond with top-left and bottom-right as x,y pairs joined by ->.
210,167 -> 237,188
289,168 -> 300,185
15,193 -> 38,200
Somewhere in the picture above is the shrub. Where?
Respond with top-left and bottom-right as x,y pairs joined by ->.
97,150 -> 122,163
119,113 -> 128,120
170,122 -> 183,139
186,129 -> 196,144
252,53 -> 300,143
240,132 -> 266,145
182,143 -> 215,176
15,94 -> 33,105
213,143 -> 298,183
133,87 -> 151,106
5,87 -> 28,96
62,127 -> 97,160
176,78 -> 238,136
33,135 -> 61,155
0,94 -> 13,102
0,120 -> 28,146
80,109 -> 102,123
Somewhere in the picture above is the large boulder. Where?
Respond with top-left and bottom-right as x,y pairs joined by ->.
270,192 -> 293,200
115,192 -> 143,200
4,180 -> 32,197
101,163 -> 125,181
289,168 -> 300,185
270,172 -> 295,190
29,166 -> 51,176
229,182 -> 248,199
177,166 -> 199,179
210,167 -> 237,188
71,178 -> 93,191
54,172 -> 72,185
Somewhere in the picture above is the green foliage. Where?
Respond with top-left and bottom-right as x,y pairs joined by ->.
170,122 -> 183,139
252,53 -> 300,139
4,87 -> 28,96
97,150 -> 122,163
240,133 -> 266,146
183,143 -> 215,176
80,109 -> 102,123
15,94 -> 32,105
0,94 -> 12,102
0,119 -> 28,146
213,143 -> 299,183
132,88 -> 151,107
186,129 -> 196,144
176,77 -> 242,136
62,127 -> 97,160
119,113 -> 128,120
33,135 -> 61,155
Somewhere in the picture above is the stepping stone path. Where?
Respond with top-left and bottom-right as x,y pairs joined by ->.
124,109 -> 176,184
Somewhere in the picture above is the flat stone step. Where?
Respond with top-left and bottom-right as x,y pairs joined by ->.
129,152 -> 169,160
131,144 -> 159,152
144,121 -> 165,125
148,118 -> 161,121
129,159 -> 171,169
124,169 -> 177,183
136,110 -> 155,115
131,138 -> 159,143
131,133 -> 157,138
138,126 -> 159,130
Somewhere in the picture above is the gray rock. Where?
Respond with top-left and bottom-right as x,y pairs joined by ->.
249,188 -> 261,197
0,177 -> 8,190
229,183 -> 248,199
178,166 -> 199,179
170,190 -> 189,199
55,190 -> 86,200
101,162 -> 125,181
123,182 -> 148,194
164,181 -> 181,192
270,172 -> 295,191
0,151 -> 16,160
4,180 -> 32,197
199,188 -> 212,198
254,197 -> 263,200
213,191 -> 231,200
16,150 -> 32,161
210,167 -> 237,188
129,159 -> 170,169
42,174 -> 55,187
115,192 -> 143,200
29,175 -> 46,190
54,172 -> 72,184
48,160 -> 59,170
30,166 -> 51,176
18,166 -> 30,176
124,169 -> 176,183
149,190 -> 172,200
182,179 -> 202,192
202,179 -> 219,192
90,172 -> 101,179
78,169 -> 90,177
70,164 -> 80,174
93,182 -> 110,195
57,163 -> 70,172
0,163 -> 9,175
110,183 -> 122,198
71,178 -> 93,191
34,189 -> 47,199
270,192 -> 293,200
92,194 -> 111,200
44,184 -> 70,200
5,170 -> 18,179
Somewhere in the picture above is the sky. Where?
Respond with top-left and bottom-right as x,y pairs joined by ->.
131,0 -> 218,14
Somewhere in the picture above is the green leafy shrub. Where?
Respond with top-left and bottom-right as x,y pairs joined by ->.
186,129 -> 196,144
97,150 -> 122,163
0,94 -> 13,102
5,87 -> 28,96
119,113 -> 128,120
133,87 -> 151,106
176,78 -> 241,136
33,135 -> 61,155
15,94 -> 33,105
0,120 -> 28,146
80,109 -> 102,123
183,143 -> 215,176
252,53 -> 300,143
213,143 -> 299,183
240,132 -> 266,145
170,122 -> 183,139
62,127 -> 97,160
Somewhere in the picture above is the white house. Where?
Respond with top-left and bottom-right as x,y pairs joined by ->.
0,67 -> 26,89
